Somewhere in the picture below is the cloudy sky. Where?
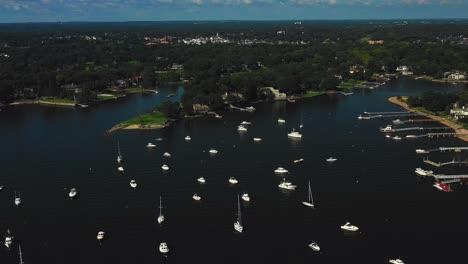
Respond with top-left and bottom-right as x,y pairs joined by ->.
0,0 -> 467,22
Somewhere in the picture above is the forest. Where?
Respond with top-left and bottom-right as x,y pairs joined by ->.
0,20 -> 467,111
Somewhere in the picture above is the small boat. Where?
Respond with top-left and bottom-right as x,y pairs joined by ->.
4,229 -> 13,248
197,177 -> 206,183
294,158 -> 304,163
192,193 -> 201,201
389,259 -> 405,264
241,193 -> 250,202
209,149 -> 218,154
147,143 -> 156,148
117,140 -> 123,163
433,182 -> 451,192
155,137 -> 163,141
130,180 -> 137,189
385,134 -> 391,138
274,167 -> 288,174
392,136 -> 402,140
69,188 -> 78,198
415,149 -> 429,154
0,186 -> 3,191
288,129 -> 302,139
340,222 -> 359,232
97,231 -> 105,241
14,191 -> 21,206
241,121 -> 252,125
287,99 -> 296,103
308,242 -> 320,252
406,135 -> 417,139
117,166 -> 124,172
278,178 -> 296,190
415,168 -> 433,176
253,137 -> 262,142
234,194 -> 243,233
229,177 -> 238,184
392,119 -> 404,125
161,164 -> 169,171
157,196 -> 165,224
326,157 -> 337,163
380,125 -> 394,133
159,242 -> 169,254
278,118 -> 286,124
185,136 -> 192,141
237,125 -> 248,132
215,114 -> 222,119
301,181 -> 315,208
245,106 -> 256,112
163,152 -> 172,158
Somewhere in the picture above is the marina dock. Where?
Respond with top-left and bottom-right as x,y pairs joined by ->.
382,126 -> 453,133
423,157 -> 468,167
416,147 -> 468,154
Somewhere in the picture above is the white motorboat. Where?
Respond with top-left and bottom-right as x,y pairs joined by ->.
4,229 -> 13,248
155,137 -> 164,141
14,191 -> 21,206
209,149 -> 218,154
389,259 -> 405,264
392,119 -> 404,125
340,222 -> 359,232
159,242 -> 169,254
197,177 -> 206,183
278,179 -> 296,190
241,193 -> 250,202
0,186 -> 3,191
163,152 -> 172,158
392,136 -> 402,140
245,106 -> 256,112
415,149 -> 429,154
229,177 -> 239,184
69,188 -> 78,198
97,231 -> 105,241
294,158 -> 304,163
385,134 -> 391,138
301,181 -> 315,208
157,196 -> 165,224
185,136 -> 192,141
278,118 -> 286,124
130,180 -> 137,189
253,137 -> 262,142
147,143 -> 157,148
326,157 -> 337,163
415,168 -> 433,176
238,125 -> 248,132
117,166 -> 124,172
380,125 -> 394,133
406,135 -> 417,139
241,121 -> 252,125
215,114 -> 222,119
234,194 -> 243,233
308,242 -> 320,252
192,193 -> 201,201
274,167 -> 288,174
117,140 -> 123,163
161,164 -> 169,171
288,128 -> 302,139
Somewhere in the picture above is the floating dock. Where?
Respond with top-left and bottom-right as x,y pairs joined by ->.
415,147 -> 468,154
423,157 -> 468,167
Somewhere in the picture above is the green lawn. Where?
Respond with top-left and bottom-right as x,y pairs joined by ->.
41,97 -> 74,104
119,111 -> 167,127
97,94 -> 119,101
338,79 -> 366,89
124,87 -> 145,93
303,91 -> 325,98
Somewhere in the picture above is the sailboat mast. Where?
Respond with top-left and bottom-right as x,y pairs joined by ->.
308,181 -> 314,206
237,194 -> 242,225
159,196 -> 162,216
117,140 -> 122,156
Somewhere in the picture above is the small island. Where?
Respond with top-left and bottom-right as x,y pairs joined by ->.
107,111 -> 168,133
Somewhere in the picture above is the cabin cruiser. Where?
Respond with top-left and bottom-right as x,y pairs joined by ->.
326,157 -> 337,163
241,193 -> 250,202
389,259 -> 405,264
245,106 -> 256,112
147,143 -> 157,148
117,166 -> 124,172
130,180 -> 137,189
163,152 -> 172,158
380,125 -> 394,133
14,191 -> 21,206
192,193 -> 201,201
209,149 -> 219,154
340,222 -> 359,232
159,242 -> 169,254
392,119 -> 404,125
406,135 -> 417,139
241,121 -> 252,125
4,229 -> 13,248
415,168 -> 433,176
294,158 -> 304,163
277,118 -> 286,124
415,149 -> 429,154
197,177 -> 206,183
308,242 -> 320,252
238,125 -> 248,132
253,137 -> 263,142
229,177 -> 239,184
274,167 -> 288,174
392,136 -> 402,140
96,231 -> 105,241
288,129 -> 302,139
69,188 -> 78,198
185,136 -> 192,141
278,179 -> 296,190
161,164 -> 169,171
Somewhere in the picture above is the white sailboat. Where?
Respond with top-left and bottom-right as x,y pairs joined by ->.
97,231 -> 105,241
117,140 -> 123,163
130,180 -> 137,189
157,196 -> 165,224
14,191 -> 21,206
301,181 -> 315,208
4,229 -> 13,248
197,177 -> 206,183
234,194 -> 243,233
161,164 -> 169,171
117,166 -> 124,172
229,177 -> 239,184
69,188 -> 78,198
147,142 -> 156,148
159,242 -> 169,254
308,242 -> 320,251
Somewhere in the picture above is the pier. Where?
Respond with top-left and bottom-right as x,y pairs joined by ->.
415,147 -> 468,154
392,119 -> 437,125
423,157 -> 468,167
384,126 -> 453,133
415,132 -> 468,138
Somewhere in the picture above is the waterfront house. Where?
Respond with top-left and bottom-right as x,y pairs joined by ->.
450,104 -> 468,122
367,40 -> 384,45
448,71 -> 466,80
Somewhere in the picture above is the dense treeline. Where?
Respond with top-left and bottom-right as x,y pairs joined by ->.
407,91 -> 468,113
0,21 -> 467,109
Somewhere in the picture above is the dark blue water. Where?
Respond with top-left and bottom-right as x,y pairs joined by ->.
0,79 -> 467,264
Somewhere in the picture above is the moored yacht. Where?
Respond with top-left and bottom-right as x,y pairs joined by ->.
294,158 -> 304,163
159,242 -> 169,254
14,191 -> 21,206
185,136 -> 192,141
274,167 -> 288,174
392,135 -> 402,140
415,168 -> 433,176
161,164 -> 169,171
288,129 -> 302,139
96,231 -> 105,241
326,157 -> 337,163
192,193 -> 201,201
130,180 -> 137,189
197,177 -> 206,183
278,178 -> 296,190
209,149 -> 218,154
241,121 -> 252,125
241,193 -> 250,202
277,118 -> 286,124
308,242 -> 320,252
340,222 -> 359,232
229,177 -> 239,184
147,143 -> 156,148
253,137 -> 262,142
69,188 -> 78,198
238,125 -> 248,132
4,229 -> 13,248
389,259 -> 405,264
163,152 -> 172,158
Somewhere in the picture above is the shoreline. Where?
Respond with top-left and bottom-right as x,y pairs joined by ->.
9,99 -> 75,107
388,96 -> 468,142
106,123 -> 167,134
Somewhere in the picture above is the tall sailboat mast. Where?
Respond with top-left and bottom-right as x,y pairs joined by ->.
237,194 -> 242,226
308,181 -> 314,206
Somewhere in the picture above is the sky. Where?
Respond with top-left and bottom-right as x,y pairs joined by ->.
0,0 -> 467,23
